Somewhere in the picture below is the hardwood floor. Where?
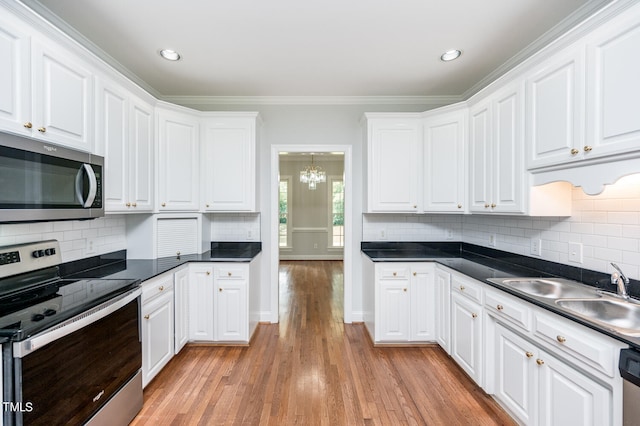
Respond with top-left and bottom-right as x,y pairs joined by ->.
132,260 -> 515,425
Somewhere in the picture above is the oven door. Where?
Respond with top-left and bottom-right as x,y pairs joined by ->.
0,132 -> 103,223
13,290 -> 141,425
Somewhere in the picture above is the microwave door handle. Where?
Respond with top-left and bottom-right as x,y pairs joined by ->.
75,164 -> 98,208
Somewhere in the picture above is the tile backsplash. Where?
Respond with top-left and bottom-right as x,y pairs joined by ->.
209,213 -> 261,242
364,176 -> 640,280
0,215 -> 127,263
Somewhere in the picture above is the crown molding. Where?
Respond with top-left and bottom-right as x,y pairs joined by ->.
161,95 -> 462,107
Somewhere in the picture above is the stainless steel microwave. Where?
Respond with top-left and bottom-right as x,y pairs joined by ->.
0,132 -> 103,223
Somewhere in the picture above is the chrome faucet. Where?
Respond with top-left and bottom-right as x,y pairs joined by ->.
610,263 -> 630,300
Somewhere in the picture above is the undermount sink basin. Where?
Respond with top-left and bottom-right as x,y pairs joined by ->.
487,278 -> 600,299
556,298 -> 640,336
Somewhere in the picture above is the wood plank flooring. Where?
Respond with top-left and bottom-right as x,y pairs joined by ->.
131,260 -> 515,425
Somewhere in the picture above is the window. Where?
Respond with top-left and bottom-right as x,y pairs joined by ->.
330,177 -> 344,247
279,177 -> 291,247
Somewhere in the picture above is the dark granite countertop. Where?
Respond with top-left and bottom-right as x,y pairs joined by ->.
362,241 -> 640,349
62,242 -> 261,283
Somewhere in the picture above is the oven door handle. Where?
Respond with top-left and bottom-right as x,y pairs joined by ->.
75,163 -> 98,208
13,288 -> 141,358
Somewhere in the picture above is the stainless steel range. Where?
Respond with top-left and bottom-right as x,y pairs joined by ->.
0,240 -> 142,426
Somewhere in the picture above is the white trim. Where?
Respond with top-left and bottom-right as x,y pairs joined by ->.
291,227 -> 329,233
162,95 -> 460,107
271,144 -> 353,324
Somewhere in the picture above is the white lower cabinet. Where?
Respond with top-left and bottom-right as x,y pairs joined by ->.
188,264 -> 215,341
450,291 -> 483,385
214,265 -> 248,342
174,266 -> 189,354
370,262 -> 436,343
434,266 -> 451,353
141,272 -> 175,388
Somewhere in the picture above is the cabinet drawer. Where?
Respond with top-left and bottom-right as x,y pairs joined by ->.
485,289 -> 531,331
216,266 -> 247,279
533,310 -> 620,378
142,275 -> 174,303
451,274 -> 483,304
378,266 -> 410,279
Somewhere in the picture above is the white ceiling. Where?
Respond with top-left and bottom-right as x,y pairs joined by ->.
26,0 -> 609,101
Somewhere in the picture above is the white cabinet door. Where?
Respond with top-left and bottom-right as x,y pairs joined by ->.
141,289 -> 174,388
188,265 -> 214,341
378,278 -> 411,341
97,80 -> 129,212
493,84 -> 524,214
157,109 -> 199,211
494,323 -> 537,425
423,109 -> 466,212
538,349 -> 611,426
202,116 -> 257,211
410,265 -> 435,341
451,292 -> 482,385
469,102 -> 492,213
31,39 -> 93,152
214,275 -> 248,342
129,97 -> 154,212
585,9 -> 640,158
174,266 -> 189,354
366,117 -> 421,212
0,16 -> 30,136
525,49 -> 585,169
434,267 -> 451,353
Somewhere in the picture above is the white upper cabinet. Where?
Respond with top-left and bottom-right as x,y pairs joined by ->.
0,15 -> 30,135
364,114 -> 421,212
157,107 -> 200,211
30,39 -> 94,152
470,82 -> 526,214
585,6 -> 640,159
97,79 -> 154,213
423,106 -> 467,213
202,113 -> 259,212
525,47 -> 585,169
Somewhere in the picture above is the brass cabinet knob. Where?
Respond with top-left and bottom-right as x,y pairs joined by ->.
496,304 -> 504,311
536,359 -> 545,366
413,272 -> 417,276
228,272 -> 232,277
457,204 -> 462,209
393,272 -> 397,277
584,146 -> 593,152
159,286 -> 164,291
491,203 -> 496,208
206,204 -> 210,208
570,148 -> 579,155
132,203 -> 137,207
24,122 -> 32,129
206,271 -> 211,275
126,202 -> 131,207
526,352 -> 533,358
471,313 -> 478,319
219,288 -> 223,292
413,205 -> 417,209
38,127 -> 46,133
484,203 -> 490,208
403,288 -> 407,292
161,202 -> 166,207
144,315 -> 150,320
556,335 -> 566,343
459,285 -> 465,291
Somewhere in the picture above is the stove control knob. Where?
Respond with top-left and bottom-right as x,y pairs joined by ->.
43,309 -> 56,316
32,250 -> 45,258
44,248 -> 56,256
32,313 -> 45,322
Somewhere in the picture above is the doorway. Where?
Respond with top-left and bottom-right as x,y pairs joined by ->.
270,145 -> 353,324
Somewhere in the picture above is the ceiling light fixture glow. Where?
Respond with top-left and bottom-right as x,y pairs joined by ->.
160,49 -> 181,61
440,49 -> 462,62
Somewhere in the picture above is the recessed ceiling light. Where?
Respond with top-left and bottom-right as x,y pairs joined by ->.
440,49 -> 462,62
159,49 -> 181,61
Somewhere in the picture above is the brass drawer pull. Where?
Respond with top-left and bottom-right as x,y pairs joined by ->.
496,305 -> 504,311
38,127 -> 46,133
403,288 -> 407,292
159,286 -> 164,291
393,272 -> 397,277
536,359 -> 544,366
556,335 -> 566,343
570,148 -> 579,155
413,272 -> 417,276
206,271 -> 211,276
219,288 -> 223,292
144,315 -> 150,320
228,272 -> 232,277
526,352 -> 533,358
584,145 -> 593,152
24,122 -> 33,129
471,313 -> 478,319
459,285 -> 465,291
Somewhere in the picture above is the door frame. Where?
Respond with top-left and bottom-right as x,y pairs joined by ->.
270,144 -> 353,323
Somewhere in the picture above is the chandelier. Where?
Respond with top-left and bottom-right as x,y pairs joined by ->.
299,155 -> 326,190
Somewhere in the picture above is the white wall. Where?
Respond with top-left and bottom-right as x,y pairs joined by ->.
0,215 -> 127,263
363,174 -> 640,280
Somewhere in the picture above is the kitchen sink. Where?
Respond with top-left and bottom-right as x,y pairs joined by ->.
556,298 -> 640,336
487,277 -> 601,299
